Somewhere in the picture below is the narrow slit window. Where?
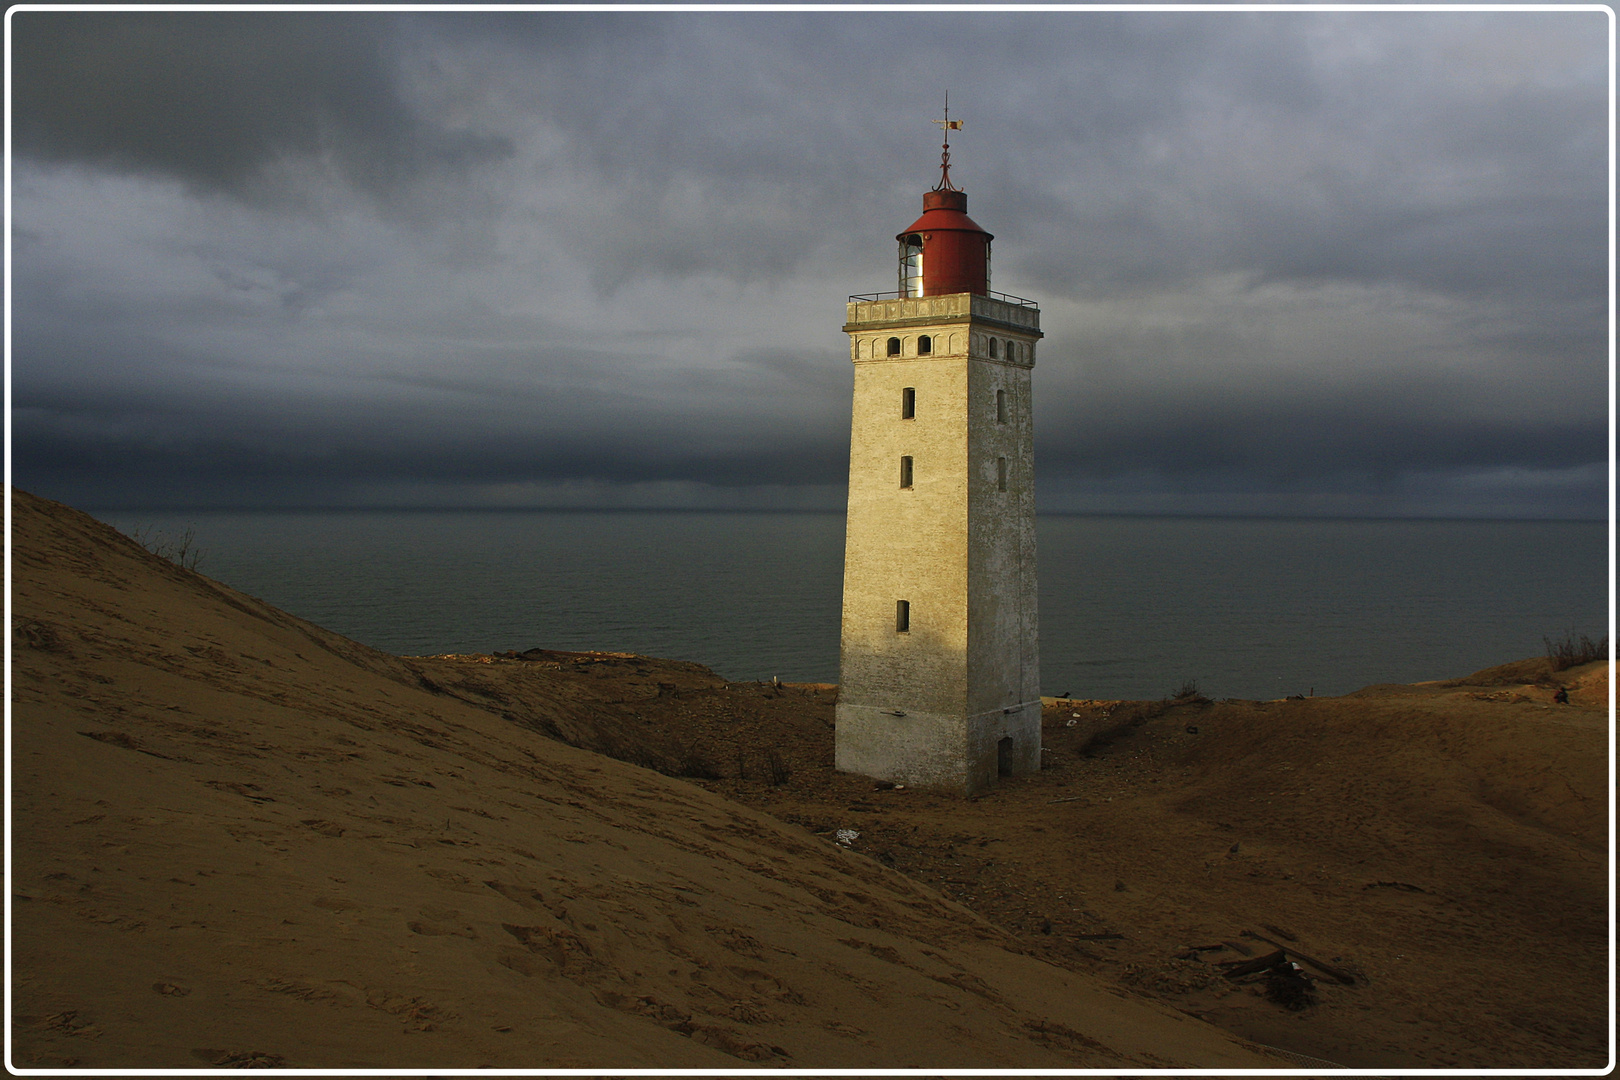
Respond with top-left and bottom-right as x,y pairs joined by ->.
997,456 -> 1008,492
988,338 -> 999,359
996,388 -> 1007,424
918,334 -> 932,355
896,599 -> 911,633
900,455 -> 914,489
887,337 -> 901,357
901,387 -> 916,419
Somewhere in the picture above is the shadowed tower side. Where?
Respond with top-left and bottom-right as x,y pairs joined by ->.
836,112 -> 1042,796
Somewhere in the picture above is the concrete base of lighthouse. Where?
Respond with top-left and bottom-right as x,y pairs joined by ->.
835,701 -> 1041,796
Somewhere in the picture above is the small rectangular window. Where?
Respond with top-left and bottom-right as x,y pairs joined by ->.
896,600 -> 910,633
996,388 -> 1008,424
997,456 -> 1008,492
901,387 -> 915,419
900,455 -> 914,489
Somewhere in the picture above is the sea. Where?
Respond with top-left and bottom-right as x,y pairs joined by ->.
91,509 -> 1610,703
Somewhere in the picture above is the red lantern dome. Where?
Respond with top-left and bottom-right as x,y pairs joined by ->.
896,188 -> 992,298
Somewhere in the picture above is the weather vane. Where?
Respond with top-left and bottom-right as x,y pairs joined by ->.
932,92 -> 963,191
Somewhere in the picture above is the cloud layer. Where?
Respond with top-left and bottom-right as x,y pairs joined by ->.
9,10 -> 1610,517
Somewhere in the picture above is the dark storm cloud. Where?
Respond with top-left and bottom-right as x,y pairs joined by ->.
1041,392 -> 1603,482
990,13 -> 1608,306
7,9 -> 1610,517
10,12 -> 511,199
10,269 -> 851,505
12,368 -> 850,510
13,400 -> 846,491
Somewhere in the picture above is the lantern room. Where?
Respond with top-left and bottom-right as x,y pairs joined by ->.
896,187 -> 993,298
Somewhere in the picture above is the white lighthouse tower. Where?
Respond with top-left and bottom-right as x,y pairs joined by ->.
835,111 -> 1042,796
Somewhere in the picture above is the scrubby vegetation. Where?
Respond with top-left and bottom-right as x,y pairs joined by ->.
1544,629 -> 1608,672
130,524 -> 205,571
1170,679 -> 1208,703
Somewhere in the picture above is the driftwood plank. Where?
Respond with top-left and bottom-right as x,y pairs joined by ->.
1218,950 -> 1287,979
1244,932 -> 1359,985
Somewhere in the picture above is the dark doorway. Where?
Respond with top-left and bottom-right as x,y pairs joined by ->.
997,736 -> 1014,777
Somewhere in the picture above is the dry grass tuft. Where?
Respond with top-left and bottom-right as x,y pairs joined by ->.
1543,630 -> 1608,672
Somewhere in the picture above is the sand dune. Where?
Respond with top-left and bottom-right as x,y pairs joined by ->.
9,491 -> 1277,1070
408,574 -> 1612,1068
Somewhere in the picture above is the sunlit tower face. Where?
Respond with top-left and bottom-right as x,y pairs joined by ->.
900,234 -> 924,297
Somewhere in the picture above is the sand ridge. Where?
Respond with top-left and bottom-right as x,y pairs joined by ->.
9,490 -> 1278,1070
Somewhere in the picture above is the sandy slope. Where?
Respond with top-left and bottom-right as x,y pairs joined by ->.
409,610 -> 1612,1068
8,490 -> 1276,1070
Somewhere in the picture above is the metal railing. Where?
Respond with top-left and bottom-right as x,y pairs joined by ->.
847,289 -> 1039,309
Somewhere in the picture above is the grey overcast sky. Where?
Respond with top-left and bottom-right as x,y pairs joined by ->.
8,7 -> 1613,517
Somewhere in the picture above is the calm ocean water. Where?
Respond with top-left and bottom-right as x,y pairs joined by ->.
93,510 -> 1608,702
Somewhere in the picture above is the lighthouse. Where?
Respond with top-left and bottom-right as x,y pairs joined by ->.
835,110 -> 1042,795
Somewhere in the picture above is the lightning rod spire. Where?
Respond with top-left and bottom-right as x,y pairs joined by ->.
931,92 -> 963,191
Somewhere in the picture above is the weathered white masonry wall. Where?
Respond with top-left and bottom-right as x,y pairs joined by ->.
837,293 -> 1042,795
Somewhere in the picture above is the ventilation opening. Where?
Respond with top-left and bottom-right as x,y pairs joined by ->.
997,457 -> 1008,492
901,387 -> 915,419
918,334 -> 932,355
996,388 -> 1007,424
900,455 -> 913,489
997,736 -> 1014,777
887,337 -> 901,357
896,600 -> 911,634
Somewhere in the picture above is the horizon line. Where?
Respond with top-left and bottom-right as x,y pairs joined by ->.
76,503 -> 1610,525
